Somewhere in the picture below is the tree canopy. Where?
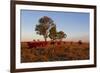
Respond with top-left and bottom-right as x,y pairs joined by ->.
49,24 -> 57,41
56,31 -> 67,41
35,16 -> 55,42
35,16 -> 67,41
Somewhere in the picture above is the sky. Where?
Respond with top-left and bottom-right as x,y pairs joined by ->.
20,9 -> 90,42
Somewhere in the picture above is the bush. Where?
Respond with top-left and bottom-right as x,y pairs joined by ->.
78,40 -> 82,45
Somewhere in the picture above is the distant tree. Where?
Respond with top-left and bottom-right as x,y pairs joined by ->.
56,31 -> 67,41
35,16 -> 54,42
33,39 -> 36,42
37,39 -> 40,41
78,40 -> 82,45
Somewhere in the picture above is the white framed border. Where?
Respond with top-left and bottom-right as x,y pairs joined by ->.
15,4 -> 94,69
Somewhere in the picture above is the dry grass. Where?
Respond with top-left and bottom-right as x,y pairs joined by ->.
21,41 -> 89,63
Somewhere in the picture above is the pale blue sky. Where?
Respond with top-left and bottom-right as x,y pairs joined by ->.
20,10 -> 90,42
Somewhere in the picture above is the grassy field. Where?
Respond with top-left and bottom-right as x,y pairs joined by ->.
21,41 -> 89,63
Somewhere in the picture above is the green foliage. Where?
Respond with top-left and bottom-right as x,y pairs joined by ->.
49,24 -> 57,41
39,16 -> 53,24
35,16 -> 67,42
35,16 -> 54,41
56,31 -> 67,41
35,24 -> 46,35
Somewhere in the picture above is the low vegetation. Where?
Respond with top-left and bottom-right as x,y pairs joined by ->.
21,41 -> 89,63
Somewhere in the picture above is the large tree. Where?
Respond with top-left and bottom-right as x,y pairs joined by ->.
35,16 -> 54,42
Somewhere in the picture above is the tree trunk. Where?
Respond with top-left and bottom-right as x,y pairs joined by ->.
44,38 -> 47,42
44,35 -> 47,42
